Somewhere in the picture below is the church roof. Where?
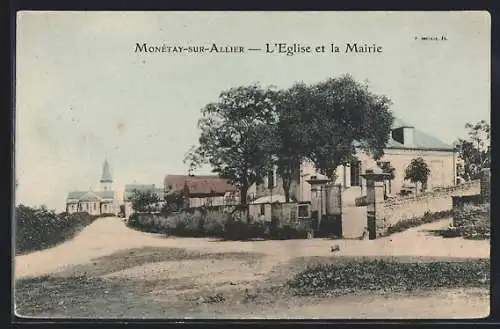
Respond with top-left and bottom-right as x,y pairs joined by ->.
67,190 -> 116,201
100,160 -> 113,183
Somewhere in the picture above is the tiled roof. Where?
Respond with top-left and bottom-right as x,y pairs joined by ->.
164,175 -> 238,197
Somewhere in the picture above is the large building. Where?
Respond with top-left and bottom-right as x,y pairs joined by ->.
251,118 -> 457,203
65,160 -> 118,215
164,175 -> 239,209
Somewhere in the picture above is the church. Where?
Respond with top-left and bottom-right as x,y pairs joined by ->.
65,160 -> 118,216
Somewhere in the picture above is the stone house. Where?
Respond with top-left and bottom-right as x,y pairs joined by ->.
250,118 -> 457,204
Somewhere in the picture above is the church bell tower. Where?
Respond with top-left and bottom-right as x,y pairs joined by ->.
100,159 -> 113,191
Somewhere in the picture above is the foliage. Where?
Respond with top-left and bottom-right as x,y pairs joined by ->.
130,189 -> 161,213
455,120 -> 490,180
126,207 -> 308,241
162,191 -> 185,214
186,75 -> 394,206
300,75 -> 394,179
452,203 -> 490,240
404,157 -> 430,195
185,84 -> 279,206
287,258 -> 489,296
15,204 -> 97,255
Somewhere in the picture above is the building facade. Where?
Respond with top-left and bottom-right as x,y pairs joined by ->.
252,118 -> 457,203
65,160 -> 118,215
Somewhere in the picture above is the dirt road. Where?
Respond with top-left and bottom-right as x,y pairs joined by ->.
15,216 -> 490,279
14,217 -> 490,319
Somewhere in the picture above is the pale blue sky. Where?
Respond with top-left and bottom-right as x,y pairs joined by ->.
15,11 -> 490,211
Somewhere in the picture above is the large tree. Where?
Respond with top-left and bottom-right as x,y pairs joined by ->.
185,84 -> 278,206
271,83 -> 313,202
455,120 -> 490,180
298,75 -> 394,180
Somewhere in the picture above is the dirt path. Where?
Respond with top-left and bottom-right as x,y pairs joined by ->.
15,216 -> 490,279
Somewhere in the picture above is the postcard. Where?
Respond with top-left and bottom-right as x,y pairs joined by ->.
14,11 -> 491,319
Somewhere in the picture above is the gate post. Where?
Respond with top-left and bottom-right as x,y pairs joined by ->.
361,167 -> 390,239
325,183 -> 343,238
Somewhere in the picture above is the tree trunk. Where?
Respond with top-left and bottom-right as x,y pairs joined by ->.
415,182 -> 418,196
282,178 -> 291,203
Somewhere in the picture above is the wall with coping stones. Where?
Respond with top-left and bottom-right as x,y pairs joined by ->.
380,180 -> 481,230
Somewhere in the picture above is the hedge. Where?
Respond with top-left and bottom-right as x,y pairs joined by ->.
127,210 -> 308,240
15,205 -> 98,255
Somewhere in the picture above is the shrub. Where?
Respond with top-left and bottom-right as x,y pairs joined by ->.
453,203 -> 490,239
15,205 -> 97,255
288,258 -> 490,296
203,210 -> 227,237
224,219 -> 249,240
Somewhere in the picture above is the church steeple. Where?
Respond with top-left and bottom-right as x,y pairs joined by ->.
100,160 -> 113,191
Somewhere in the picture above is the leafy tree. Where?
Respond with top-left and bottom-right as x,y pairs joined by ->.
298,75 -> 394,180
185,84 -> 278,206
404,157 -> 431,196
271,84 -> 311,202
455,120 -> 490,180
163,191 -> 185,213
130,189 -> 161,213
377,161 -> 396,195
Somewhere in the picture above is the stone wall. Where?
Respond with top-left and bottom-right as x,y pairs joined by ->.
382,180 -> 481,230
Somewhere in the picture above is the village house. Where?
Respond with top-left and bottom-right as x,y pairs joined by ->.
251,118 -> 457,204
65,160 -> 118,215
164,175 -> 239,209
123,184 -> 166,218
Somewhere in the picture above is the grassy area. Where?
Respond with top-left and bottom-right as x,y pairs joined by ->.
14,246 -> 490,318
287,257 -> 490,297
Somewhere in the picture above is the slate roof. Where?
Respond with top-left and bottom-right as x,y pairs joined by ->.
388,118 -> 454,151
123,184 -> 165,201
353,117 -> 454,151
164,175 -> 238,197
67,190 -> 116,201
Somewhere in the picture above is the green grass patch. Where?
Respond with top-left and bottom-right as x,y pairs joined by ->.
287,257 -> 490,296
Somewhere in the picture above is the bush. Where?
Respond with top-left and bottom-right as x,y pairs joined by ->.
203,210 -> 227,237
288,258 -> 490,296
126,207 -> 311,241
453,203 -> 490,239
15,205 -> 97,255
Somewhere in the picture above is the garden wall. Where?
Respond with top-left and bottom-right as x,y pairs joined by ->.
382,180 -> 481,229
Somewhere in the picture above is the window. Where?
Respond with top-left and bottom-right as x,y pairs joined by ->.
85,203 -> 89,210
103,204 -> 107,212
260,204 -> 265,216
298,204 -> 309,218
350,161 -> 361,186
93,203 -> 96,211
267,170 -> 275,189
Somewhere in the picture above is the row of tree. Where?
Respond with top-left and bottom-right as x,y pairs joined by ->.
184,74 -> 395,204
